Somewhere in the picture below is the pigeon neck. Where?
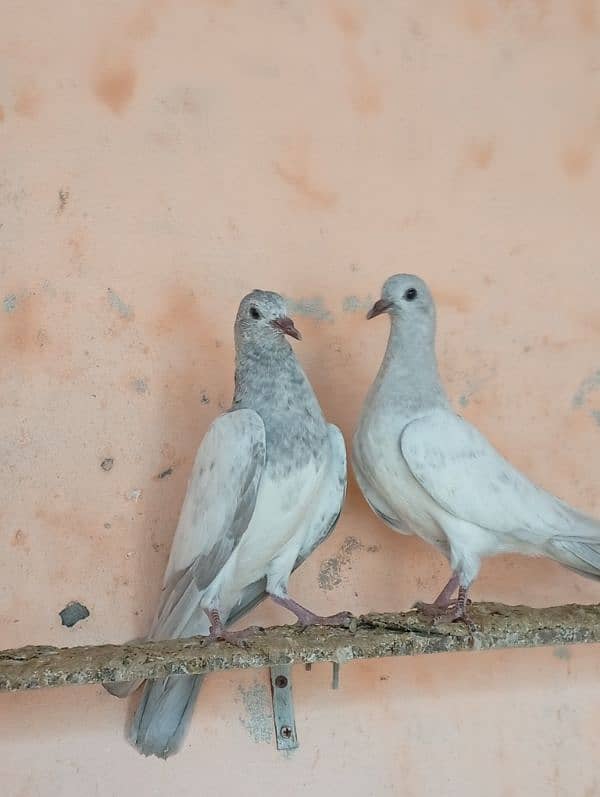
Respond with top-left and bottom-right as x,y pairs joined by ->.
232,336 -> 321,418
371,316 -> 449,414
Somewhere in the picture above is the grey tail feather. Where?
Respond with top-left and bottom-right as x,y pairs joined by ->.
129,674 -> 206,759
549,537 -> 600,581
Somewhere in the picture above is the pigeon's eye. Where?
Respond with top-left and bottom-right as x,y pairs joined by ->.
249,306 -> 261,320
404,288 -> 418,302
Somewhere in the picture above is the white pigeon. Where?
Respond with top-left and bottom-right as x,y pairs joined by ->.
104,289 -> 348,757
353,273 -> 600,623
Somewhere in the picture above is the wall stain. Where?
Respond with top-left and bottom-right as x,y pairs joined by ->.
237,680 -> 273,744
1,292 -> 47,357
561,141 -> 593,178
319,535 -> 379,591
575,0 -> 598,32
3,294 -> 18,313
342,295 -> 373,313
330,2 -> 382,115
93,57 -> 136,114
572,369 -> 600,425
132,377 -> 149,394
13,84 -> 42,119
274,137 -> 337,209
127,3 -> 159,41
458,367 -> 496,409
435,289 -> 472,314
459,0 -> 492,33
285,296 -> 334,322
107,288 -> 134,320
572,369 -> 600,409
330,1 -> 364,37
467,138 -> 495,170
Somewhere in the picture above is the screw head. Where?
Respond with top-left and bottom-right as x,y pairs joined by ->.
280,726 -> 293,740
274,675 -> 288,688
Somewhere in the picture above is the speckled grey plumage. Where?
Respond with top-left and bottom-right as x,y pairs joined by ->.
107,289 -> 346,759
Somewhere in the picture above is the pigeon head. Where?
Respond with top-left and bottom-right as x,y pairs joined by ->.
235,289 -> 301,345
367,274 -> 435,325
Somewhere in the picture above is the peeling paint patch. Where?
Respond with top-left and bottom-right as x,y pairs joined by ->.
126,488 -> 142,502
284,296 -> 333,322
342,295 -> 373,313
59,601 -> 90,628
318,536 -> 379,591
237,680 -> 273,744
107,288 -> 134,319
553,646 -> 571,660
3,293 -> 17,313
573,369 -> 600,409
133,377 -> 148,394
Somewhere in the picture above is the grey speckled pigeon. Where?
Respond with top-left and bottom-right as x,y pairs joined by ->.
104,290 -> 348,758
353,274 -> 600,623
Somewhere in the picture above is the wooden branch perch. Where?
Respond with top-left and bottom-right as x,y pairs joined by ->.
2,602 -> 600,692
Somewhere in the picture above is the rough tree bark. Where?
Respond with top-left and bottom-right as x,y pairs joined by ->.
2,602 -> 599,692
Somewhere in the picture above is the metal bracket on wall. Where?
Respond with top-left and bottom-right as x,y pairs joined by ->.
269,665 -> 298,751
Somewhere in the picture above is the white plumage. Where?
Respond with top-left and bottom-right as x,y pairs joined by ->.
354,274 -> 600,621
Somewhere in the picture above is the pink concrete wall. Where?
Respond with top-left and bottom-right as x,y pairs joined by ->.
2,1 -> 600,794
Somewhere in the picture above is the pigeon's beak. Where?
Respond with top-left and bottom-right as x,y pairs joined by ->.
271,316 -> 302,340
366,298 -> 392,320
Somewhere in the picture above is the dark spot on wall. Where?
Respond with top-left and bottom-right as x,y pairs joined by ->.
57,189 -> 69,214
93,59 -> 136,114
11,529 -> 30,552
156,466 -> 173,479
59,601 -> 90,628
133,377 -> 149,394
101,457 -> 114,472
200,391 -> 210,405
